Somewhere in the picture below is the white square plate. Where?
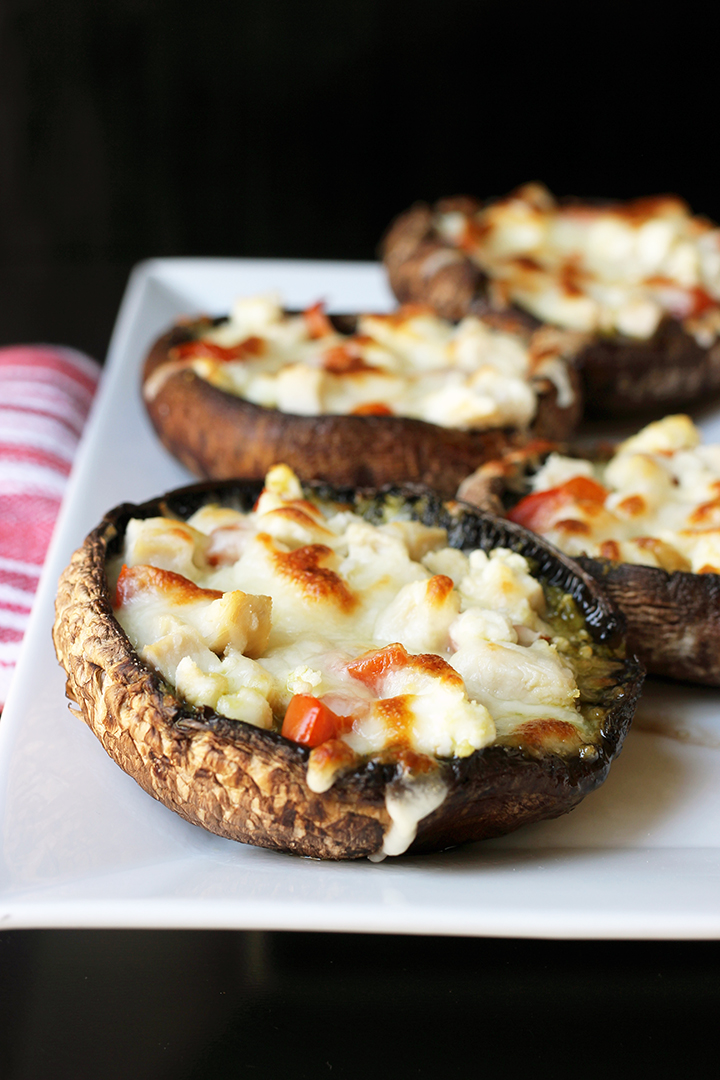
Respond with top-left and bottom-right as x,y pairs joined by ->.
2,258 -> 720,937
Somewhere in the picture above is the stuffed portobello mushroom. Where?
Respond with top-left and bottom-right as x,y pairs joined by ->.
458,414 -> 720,685
381,183 -> 720,417
142,295 -> 582,497
53,465 -> 643,861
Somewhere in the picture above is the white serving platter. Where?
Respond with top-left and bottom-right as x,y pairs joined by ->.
2,258 -> 720,937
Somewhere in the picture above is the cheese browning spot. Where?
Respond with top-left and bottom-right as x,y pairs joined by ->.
260,505 -> 336,543
306,739 -> 361,794
556,519 -> 591,535
426,574 -> 455,604
373,695 -> 414,744
634,537 -> 691,573
508,718 -> 586,754
688,497 -> 720,525
114,564 -> 223,607
387,747 -> 438,776
376,303 -> 437,325
322,345 -> 377,374
617,495 -> 647,517
265,506 -> 330,528
269,541 -> 358,611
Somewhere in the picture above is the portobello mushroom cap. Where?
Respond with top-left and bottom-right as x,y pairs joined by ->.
458,443 -> 720,686
53,478 -> 644,860
141,314 -> 582,498
381,199 -> 720,418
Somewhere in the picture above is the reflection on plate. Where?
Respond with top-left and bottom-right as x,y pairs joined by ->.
1,259 -> 720,937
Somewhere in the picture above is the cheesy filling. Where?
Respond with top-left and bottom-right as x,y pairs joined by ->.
109,466 -> 587,856
435,183 -> 720,344
518,414 -> 720,572
143,294 -> 579,429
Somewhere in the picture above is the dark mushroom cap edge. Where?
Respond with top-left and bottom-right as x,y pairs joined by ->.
52,478 -> 645,860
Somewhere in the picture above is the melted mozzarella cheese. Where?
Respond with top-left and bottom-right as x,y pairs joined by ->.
110,465 -> 586,854
457,548 -> 546,629
147,296 -> 579,431
372,575 -> 461,653
435,183 -> 720,343
526,414 -> 720,571
369,775 -> 449,861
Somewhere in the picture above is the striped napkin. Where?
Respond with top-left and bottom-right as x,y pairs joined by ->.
0,345 -> 101,710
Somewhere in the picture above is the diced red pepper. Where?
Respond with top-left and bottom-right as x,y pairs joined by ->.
322,344 -> 369,373
172,336 -> 264,362
346,643 -> 410,693
281,694 -> 349,748
351,402 -> 394,416
507,475 -> 608,532
114,564 -> 132,607
303,301 -> 334,339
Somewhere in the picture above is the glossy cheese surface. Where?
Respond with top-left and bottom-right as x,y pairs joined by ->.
143,295 -> 578,429
435,183 -> 720,343
109,466 -> 586,799
516,414 -> 720,572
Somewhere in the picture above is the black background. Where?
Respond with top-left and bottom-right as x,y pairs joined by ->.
2,0 -> 719,360
2,930 -> 719,1078
2,1 -> 719,1074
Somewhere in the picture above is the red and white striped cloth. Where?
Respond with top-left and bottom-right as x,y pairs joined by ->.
0,345 -> 101,710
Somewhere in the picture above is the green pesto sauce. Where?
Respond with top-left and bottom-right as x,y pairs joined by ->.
542,583 -> 627,742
